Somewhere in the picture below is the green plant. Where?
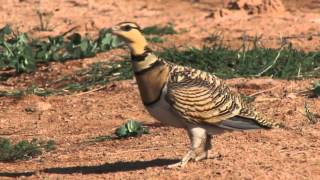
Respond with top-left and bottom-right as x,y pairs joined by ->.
146,36 -> 164,43
0,25 -> 35,72
2,43 -> 320,98
32,29 -> 121,62
96,28 -> 122,51
0,60 -> 132,97
115,120 -> 149,138
59,60 -> 132,93
2,27 -> 320,98
0,25 -> 121,73
0,138 -> 55,162
142,24 -> 177,35
142,24 -> 176,43
156,46 -> 320,79
87,120 -> 149,143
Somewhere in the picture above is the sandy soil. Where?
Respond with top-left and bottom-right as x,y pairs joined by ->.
0,0 -> 320,179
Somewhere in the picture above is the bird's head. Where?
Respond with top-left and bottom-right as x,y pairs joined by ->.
112,22 -> 148,55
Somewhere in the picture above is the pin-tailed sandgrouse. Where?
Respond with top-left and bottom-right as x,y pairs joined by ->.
112,22 -> 282,168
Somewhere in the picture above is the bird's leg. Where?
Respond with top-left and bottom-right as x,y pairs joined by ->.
168,127 -> 207,168
195,134 -> 212,161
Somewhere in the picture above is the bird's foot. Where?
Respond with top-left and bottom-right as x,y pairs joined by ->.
167,150 -> 209,168
167,150 -> 196,168
167,161 -> 184,168
194,151 -> 208,161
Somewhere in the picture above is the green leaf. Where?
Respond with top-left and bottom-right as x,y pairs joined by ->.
126,120 -> 141,133
115,125 -> 129,138
0,24 -> 12,35
101,33 -> 112,45
111,36 -> 121,48
35,50 -> 47,60
17,33 -> 28,43
115,120 -> 149,138
80,39 -> 89,52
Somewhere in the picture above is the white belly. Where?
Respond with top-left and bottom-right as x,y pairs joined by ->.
145,86 -> 186,128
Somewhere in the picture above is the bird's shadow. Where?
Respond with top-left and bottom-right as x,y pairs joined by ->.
0,158 -> 179,177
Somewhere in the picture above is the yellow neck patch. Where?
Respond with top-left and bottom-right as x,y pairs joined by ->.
129,37 -> 148,55
115,28 -> 148,55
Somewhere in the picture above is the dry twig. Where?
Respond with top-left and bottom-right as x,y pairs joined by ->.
256,46 -> 284,76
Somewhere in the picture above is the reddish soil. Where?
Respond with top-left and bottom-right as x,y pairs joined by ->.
0,0 -> 320,179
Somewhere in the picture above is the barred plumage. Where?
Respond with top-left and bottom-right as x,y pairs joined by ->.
165,63 -> 282,129
112,22 -> 283,168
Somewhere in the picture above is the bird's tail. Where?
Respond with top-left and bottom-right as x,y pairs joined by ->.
217,106 -> 284,130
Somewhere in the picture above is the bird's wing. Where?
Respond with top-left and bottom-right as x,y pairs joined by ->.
165,65 -> 281,129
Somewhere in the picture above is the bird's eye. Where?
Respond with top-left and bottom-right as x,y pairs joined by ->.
121,25 -> 132,31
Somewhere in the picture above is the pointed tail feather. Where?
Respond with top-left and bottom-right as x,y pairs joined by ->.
217,115 -> 284,130
217,116 -> 267,130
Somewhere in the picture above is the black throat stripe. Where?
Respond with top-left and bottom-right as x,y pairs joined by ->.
131,54 -> 148,61
131,47 -> 153,61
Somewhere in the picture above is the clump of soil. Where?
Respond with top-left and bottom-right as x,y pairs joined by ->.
226,0 -> 286,14
212,0 -> 286,19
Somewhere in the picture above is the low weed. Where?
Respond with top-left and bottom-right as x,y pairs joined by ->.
156,46 -> 320,79
1,24 -> 320,97
142,24 -> 177,35
0,138 -> 56,162
88,120 -> 149,143
0,25 -> 121,73
115,120 -> 149,138
0,60 -> 132,97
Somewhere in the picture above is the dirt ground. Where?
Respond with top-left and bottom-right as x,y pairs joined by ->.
0,0 -> 320,179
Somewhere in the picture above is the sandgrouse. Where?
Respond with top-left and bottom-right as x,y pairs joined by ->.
112,22 -> 282,168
